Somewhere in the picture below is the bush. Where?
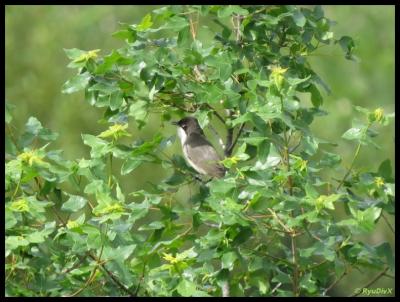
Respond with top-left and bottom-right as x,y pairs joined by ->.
5,5 -> 394,297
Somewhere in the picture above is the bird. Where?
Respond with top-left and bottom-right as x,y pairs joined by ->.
172,117 -> 226,178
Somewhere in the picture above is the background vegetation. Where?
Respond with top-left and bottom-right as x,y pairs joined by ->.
5,5 -> 394,296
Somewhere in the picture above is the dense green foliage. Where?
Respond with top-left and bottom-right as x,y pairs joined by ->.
5,5 -> 394,297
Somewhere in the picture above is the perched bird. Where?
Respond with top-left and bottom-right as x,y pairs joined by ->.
172,117 -> 226,178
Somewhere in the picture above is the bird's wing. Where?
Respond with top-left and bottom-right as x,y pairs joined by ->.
184,133 -> 226,178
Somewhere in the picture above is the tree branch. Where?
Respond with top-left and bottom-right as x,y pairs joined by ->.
88,253 -> 137,296
323,271 -> 348,296
381,212 -> 395,234
221,280 -> 230,297
204,104 -> 225,125
224,127 -> 234,157
225,122 -> 246,157
350,267 -> 389,297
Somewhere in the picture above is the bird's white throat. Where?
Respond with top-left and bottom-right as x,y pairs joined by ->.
177,127 -> 187,146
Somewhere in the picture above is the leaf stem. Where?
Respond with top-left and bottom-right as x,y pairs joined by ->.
108,151 -> 113,188
11,172 -> 22,201
291,234 -> 299,296
337,123 -> 371,190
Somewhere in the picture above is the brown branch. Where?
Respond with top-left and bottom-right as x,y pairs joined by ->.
350,267 -> 390,297
381,213 -> 395,234
225,122 -> 246,157
204,104 -> 225,125
88,253 -> 137,296
62,255 -> 87,274
133,262 -> 147,296
323,270 -> 348,296
225,127 -> 234,157
65,265 -> 99,297
291,234 -> 299,296
267,208 -> 292,234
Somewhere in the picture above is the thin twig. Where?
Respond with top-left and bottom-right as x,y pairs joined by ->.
88,253 -> 136,296
267,208 -> 292,234
381,213 -> 395,234
291,233 -> 299,296
337,124 -> 370,190
65,265 -> 99,297
224,127 -> 234,157
271,282 -> 282,294
208,124 -> 225,150
323,270 -> 348,296
62,256 -> 87,274
133,262 -> 147,296
204,104 -> 225,125
350,267 -> 389,297
226,122 -> 246,156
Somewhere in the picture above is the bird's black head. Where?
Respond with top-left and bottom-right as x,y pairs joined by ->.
172,117 -> 203,135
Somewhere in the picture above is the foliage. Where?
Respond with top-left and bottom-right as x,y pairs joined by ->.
5,5 -> 394,297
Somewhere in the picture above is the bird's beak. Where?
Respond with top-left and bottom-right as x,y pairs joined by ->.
171,121 -> 179,126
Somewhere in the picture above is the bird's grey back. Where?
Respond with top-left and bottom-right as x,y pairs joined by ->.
184,132 -> 226,178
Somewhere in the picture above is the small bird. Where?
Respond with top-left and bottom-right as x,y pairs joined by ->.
172,117 -> 226,178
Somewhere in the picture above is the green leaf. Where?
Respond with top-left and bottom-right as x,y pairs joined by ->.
163,15 -> 189,31
122,158 -> 142,176
221,251 -> 237,270
6,236 -> 30,252
217,5 -> 249,18
378,159 -> 392,181
5,102 -> 15,124
204,55 -> 232,81
342,127 -> 363,141
177,26 -> 191,47
98,123 -> 131,140
315,194 -> 341,211
292,10 -> 306,27
302,135 -> 318,155
299,274 -> 317,294
272,269 -> 292,284
82,134 -> 111,158
210,178 -> 236,195
176,279 -> 197,297
308,84 -> 323,108
138,221 -> 164,231
88,81 -> 119,94
318,151 -> 341,168
240,137 -> 268,146
337,36 -> 355,54
95,51 -> 125,74
112,28 -> 137,42
137,14 -> 153,31
64,48 -> 87,60
20,117 -> 59,146
375,242 -> 394,269
62,72 -> 91,94
129,100 -> 148,128
357,207 -> 382,232
61,194 -> 87,212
